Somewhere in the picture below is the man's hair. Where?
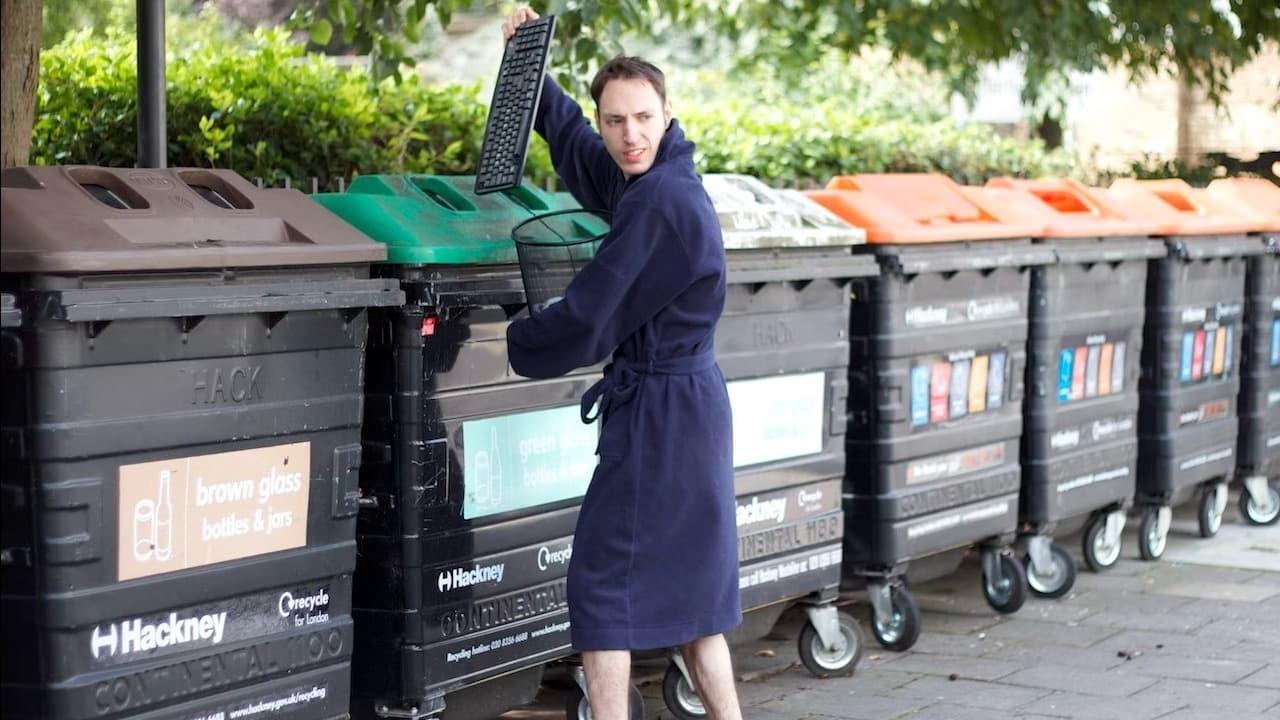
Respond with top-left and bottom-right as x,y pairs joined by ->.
590,55 -> 667,106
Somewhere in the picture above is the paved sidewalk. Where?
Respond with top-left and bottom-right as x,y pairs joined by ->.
506,495 -> 1280,719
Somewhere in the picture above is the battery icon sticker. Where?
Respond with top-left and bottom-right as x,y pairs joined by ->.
1085,345 -> 1101,398
1070,346 -> 1088,400
1180,332 -> 1194,382
969,355 -> 989,413
1111,342 -> 1126,393
930,362 -> 952,423
1098,343 -> 1115,396
950,359 -> 971,419
987,352 -> 1006,410
910,365 -> 931,427
1057,348 -> 1074,404
1192,330 -> 1206,381
1212,325 -> 1227,376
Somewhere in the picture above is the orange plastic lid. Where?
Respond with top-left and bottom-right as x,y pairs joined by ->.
1107,178 -> 1256,235
981,177 -> 1159,237
1206,178 -> 1280,232
804,174 -> 1038,243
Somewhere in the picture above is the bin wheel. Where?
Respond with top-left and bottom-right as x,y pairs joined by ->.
869,584 -> 920,651
662,662 -> 706,719
982,551 -> 1027,614
1239,483 -> 1280,526
1023,541 -> 1077,599
1082,514 -> 1122,572
1138,507 -> 1167,561
797,610 -> 864,677
1198,484 -> 1227,538
564,682 -> 644,720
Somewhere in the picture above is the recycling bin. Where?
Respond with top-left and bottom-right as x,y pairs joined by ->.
313,174 -> 609,720
976,178 -> 1164,592
642,175 -> 880,718
0,166 -> 402,720
1208,178 -> 1280,525
0,293 -> 18,329
806,174 -> 1052,651
1107,178 -> 1265,558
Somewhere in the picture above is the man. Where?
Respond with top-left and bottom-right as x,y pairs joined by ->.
501,8 -> 744,720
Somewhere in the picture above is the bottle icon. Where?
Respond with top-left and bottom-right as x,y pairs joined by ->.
132,499 -> 155,562
154,470 -> 174,561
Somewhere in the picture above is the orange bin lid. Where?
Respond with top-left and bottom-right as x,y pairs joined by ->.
980,177 -> 1159,237
1107,178 -> 1257,235
1206,178 -> 1280,232
804,174 -> 1039,243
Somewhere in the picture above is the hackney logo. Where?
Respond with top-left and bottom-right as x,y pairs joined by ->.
91,611 -> 227,660
437,562 -> 505,593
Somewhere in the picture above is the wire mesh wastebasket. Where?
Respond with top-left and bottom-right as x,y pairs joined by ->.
512,208 -> 609,313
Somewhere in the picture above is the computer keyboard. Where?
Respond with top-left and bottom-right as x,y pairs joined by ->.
475,15 -> 556,195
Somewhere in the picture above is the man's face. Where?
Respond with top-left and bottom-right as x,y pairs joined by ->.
594,77 -> 672,179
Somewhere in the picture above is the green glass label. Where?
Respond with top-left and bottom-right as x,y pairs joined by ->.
728,371 -> 826,468
462,406 -> 598,519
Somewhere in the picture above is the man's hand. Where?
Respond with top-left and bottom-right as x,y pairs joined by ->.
501,7 -> 541,42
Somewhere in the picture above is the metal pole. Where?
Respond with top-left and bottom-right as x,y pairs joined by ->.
137,0 -> 166,168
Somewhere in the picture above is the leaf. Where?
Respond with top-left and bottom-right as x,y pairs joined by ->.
310,19 -> 333,46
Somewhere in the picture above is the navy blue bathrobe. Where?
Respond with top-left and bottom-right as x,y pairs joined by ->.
507,77 -> 742,651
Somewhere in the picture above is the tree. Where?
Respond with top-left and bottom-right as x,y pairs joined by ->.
2,0 -> 43,167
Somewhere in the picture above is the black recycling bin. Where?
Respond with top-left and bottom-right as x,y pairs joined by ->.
314,175 -> 609,720
982,178 -> 1164,594
0,166 -> 402,720
1209,179 -> 1280,526
1110,179 -> 1266,559
642,175 -> 880,716
808,174 -> 1053,652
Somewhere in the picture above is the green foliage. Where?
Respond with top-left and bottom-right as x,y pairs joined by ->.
32,11 -> 554,187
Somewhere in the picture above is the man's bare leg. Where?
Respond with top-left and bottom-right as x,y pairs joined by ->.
582,649 -> 631,720
681,634 -> 743,720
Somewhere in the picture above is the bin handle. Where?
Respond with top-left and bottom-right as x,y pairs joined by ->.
39,278 -> 403,323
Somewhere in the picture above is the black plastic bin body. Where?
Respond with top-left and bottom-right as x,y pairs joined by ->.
1022,238 -> 1165,531
1137,236 -> 1263,507
351,263 -> 602,720
0,166 -> 401,720
843,240 -> 1053,579
1238,236 -> 1280,483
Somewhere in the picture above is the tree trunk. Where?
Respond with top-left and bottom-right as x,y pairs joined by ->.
1175,71 -> 1198,166
1,0 -> 42,168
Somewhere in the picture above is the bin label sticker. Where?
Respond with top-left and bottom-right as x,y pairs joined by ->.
949,359 -> 970,420
1272,317 -> 1279,367
736,479 -> 842,533
728,371 -> 826,468
461,406 -> 597,520
87,581 -> 331,668
968,355 -> 989,414
1175,321 -> 1236,386
1098,343 -> 1115,396
1056,465 -> 1130,494
739,546 -> 841,590
1178,398 -> 1231,427
117,442 -> 311,581
1057,349 -> 1074,404
1057,335 -> 1128,405
913,350 -> 1006,427
905,441 -> 1007,485
910,365 -> 931,427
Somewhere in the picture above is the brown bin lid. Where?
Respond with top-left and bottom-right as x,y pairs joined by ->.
1,166 -> 386,273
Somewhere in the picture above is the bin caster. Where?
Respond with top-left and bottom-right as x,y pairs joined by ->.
662,658 -> 705,719
868,581 -> 920,651
566,667 -> 643,720
1238,476 -> 1279,526
1023,536 -> 1076,599
796,605 -> 864,677
1138,505 -> 1171,561
1082,510 -> 1125,572
981,549 -> 1027,614
1198,482 -> 1229,538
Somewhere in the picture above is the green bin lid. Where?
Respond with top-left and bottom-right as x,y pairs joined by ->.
314,175 -> 607,265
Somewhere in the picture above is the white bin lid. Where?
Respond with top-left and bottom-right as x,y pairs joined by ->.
701,174 -> 867,249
